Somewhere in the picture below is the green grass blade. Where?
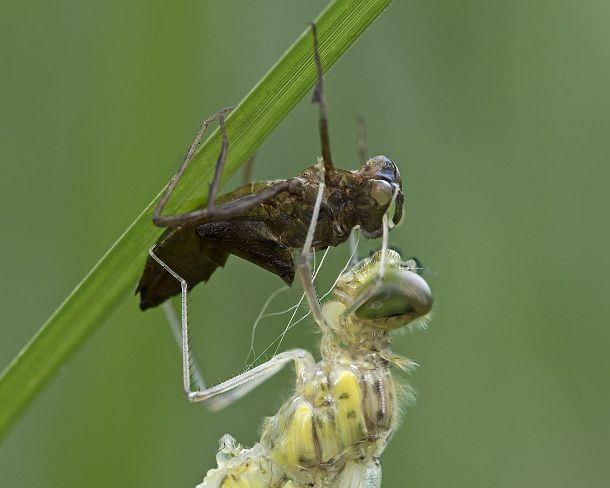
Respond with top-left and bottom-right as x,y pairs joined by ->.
0,0 -> 392,440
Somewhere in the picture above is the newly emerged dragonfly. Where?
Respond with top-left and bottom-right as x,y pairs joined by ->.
202,250 -> 432,488
149,221 -> 433,487
137,23 -> 404,310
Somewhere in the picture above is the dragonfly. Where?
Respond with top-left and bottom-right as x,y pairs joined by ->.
148,171 -> 433,486
137,22 -> 404,311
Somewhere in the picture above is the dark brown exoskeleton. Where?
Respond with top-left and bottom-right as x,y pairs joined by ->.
137,23 -> 404,311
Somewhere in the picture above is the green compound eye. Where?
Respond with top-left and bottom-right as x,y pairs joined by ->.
354,268 -> 433,329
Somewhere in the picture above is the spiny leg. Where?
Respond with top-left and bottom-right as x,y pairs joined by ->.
191,348 -> 315,410
148,247 -> 314,411
309,22 -> 334,178
295,163 -> 327,328
153,107 -> 231,227
205,110 -> 231,208
162,300 -> 206,392
153,108 -> 295,227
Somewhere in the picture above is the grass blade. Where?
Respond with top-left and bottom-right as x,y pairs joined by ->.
0,0 -> 392,440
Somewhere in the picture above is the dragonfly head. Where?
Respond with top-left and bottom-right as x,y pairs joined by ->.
341,250 -> 433,331
354,156 -> 404,238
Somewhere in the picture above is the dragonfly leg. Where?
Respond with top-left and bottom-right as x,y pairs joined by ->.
342,198 -> 395,318
348,229 -> 360,268
295,164 -> 327,328
162,300 -> 206,392
153,107 -> 230,226
148,246 -> 314,411
186,348 -> 314,410
309,21 -> 334,176
153,109 -> 297,228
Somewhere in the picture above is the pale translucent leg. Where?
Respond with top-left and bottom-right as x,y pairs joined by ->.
162,300 -> 206,391
295,163 -> 327,328
148,248 -> 315,411
342,184 -> 400,317
186,349 -> 314,410
348,229 -> 360,268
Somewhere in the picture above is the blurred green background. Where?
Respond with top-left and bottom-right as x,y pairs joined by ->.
2,0 -> 609,486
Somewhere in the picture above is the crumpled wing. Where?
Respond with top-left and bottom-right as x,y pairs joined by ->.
137,218 -> 296,311
196,219 -> 295,286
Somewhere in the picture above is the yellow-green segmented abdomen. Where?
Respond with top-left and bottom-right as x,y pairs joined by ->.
260,358 -> 397,483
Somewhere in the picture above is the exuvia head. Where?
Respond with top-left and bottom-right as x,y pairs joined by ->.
354,156 -> 404,238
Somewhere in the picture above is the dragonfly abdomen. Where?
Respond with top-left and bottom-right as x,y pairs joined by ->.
200,360 -> 398,488
260,359 -> 398,485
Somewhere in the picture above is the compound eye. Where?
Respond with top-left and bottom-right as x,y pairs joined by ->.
354,269 -> 433,329
371,179 -> 393,206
